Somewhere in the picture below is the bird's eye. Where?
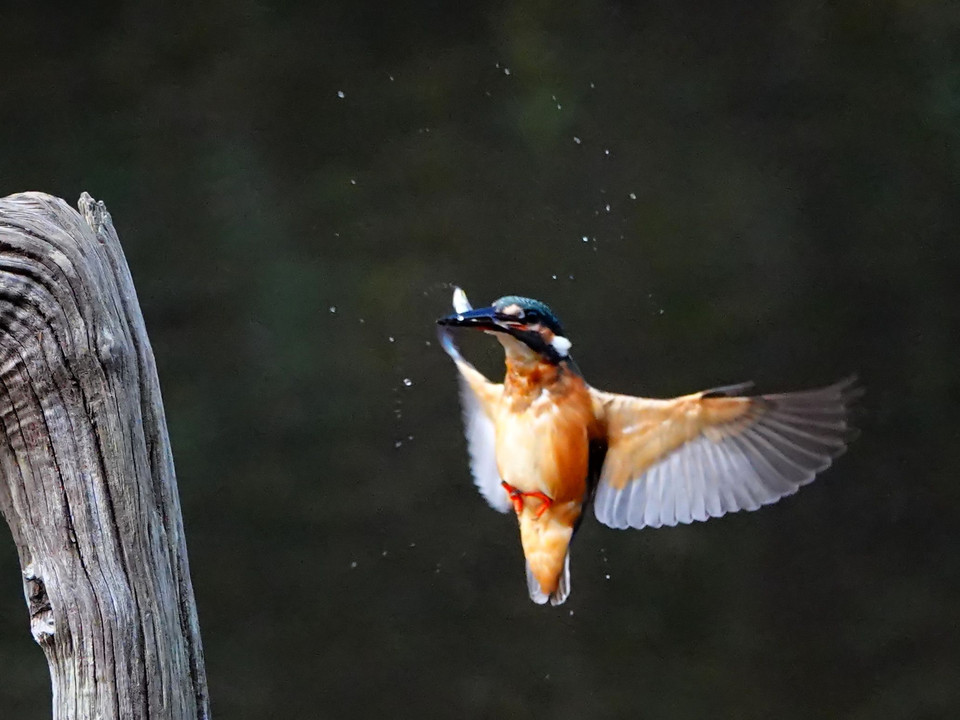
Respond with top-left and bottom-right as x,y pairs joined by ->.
524,309 -> 540,322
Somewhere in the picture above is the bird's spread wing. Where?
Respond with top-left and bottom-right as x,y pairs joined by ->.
438,327 -> 510,513
589,378 -> 860,529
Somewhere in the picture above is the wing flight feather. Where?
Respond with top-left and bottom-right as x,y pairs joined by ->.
438,327 -> 510,513
590,378 -> 860,529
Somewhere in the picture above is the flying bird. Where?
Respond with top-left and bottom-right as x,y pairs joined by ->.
437,287 -> 859,606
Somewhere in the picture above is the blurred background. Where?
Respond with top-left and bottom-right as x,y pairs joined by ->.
1,1 -> 958,718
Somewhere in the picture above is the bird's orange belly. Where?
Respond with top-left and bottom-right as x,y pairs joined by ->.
494,403 -> 589,502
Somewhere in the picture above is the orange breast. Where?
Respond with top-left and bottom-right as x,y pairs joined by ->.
494,364 -> 596,502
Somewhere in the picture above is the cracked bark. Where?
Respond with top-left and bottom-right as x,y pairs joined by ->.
0,192 -> 210,719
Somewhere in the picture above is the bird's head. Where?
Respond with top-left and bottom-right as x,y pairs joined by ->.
437,289 -> 572,364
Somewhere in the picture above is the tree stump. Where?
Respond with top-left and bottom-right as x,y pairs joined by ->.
0,193 -> 210,719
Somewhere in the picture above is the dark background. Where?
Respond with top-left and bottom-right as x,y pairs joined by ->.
2,2 -> 958,718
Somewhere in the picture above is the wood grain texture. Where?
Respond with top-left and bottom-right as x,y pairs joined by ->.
0,192 -> 209,719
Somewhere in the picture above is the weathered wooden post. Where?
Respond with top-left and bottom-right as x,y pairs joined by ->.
0,193 -> 210,719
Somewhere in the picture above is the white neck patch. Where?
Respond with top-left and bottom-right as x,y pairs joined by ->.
550,335 -> 572,357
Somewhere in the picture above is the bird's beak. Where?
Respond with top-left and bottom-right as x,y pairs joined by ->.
436,306 -> 504,332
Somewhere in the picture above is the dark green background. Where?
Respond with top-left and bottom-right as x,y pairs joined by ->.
2,2 -> 958,718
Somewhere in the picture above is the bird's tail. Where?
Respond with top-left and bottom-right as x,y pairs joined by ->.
525,552 -> 570,606
519,506 -> 576,606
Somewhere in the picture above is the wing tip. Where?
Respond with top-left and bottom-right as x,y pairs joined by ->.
831,374 -> 865,410
766,374 -> 864,402
437,326 -> 464,362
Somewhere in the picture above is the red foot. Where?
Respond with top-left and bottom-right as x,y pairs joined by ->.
501,481 -> 553,518
528,491 -> 553,519
501,481 -> 524,513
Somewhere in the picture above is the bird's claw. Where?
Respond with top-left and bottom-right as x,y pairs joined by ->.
501,481 -> 553,518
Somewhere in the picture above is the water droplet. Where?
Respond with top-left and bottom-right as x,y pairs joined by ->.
605,574 -> 611,580
337,90 -> 345,99
551,274 -> 558,280
629,192 -> 637,200
573,136 -> 581,144
402,378 -> 413,387
582,236 -> 589,243
394,440 -> 403,448
329,306 -> 337,313
388,336 -> 395,343
389,74 -> 395,81
350,561 -> 358,569
605,204 -> 611,212
503,67 -> 511,75
604,148 -> 610,155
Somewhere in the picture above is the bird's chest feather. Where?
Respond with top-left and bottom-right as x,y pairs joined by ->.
494,363 -> 594,501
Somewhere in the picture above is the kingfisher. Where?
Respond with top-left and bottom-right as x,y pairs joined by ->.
437,287 -> 859,606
